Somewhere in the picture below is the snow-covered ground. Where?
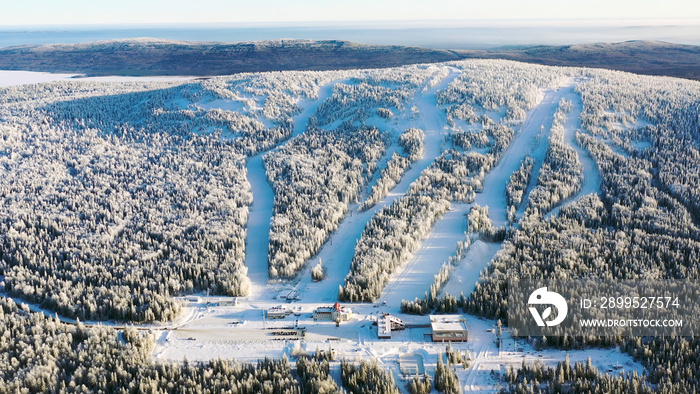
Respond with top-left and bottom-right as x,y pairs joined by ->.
440,240 -> 503,298
360,144 -> 402,195
1,286 -> 646,393
76,75 -> 197,83
243,155 -> 274,298
0,70 -> 196,87
151,298 -> 644,394
0,70 -> 78,87
378,203 -> 469,306
458,314 -> 644,393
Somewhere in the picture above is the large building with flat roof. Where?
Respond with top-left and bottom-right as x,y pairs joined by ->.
430,315 -> 468,342
266,305 -> 290,319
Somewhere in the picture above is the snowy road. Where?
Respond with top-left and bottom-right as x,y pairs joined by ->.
292,67 -> 462,301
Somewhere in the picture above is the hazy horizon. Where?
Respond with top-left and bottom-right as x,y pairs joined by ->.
2,18 -> 700,49
3,17 -> 700,28
3,0 -> 700,26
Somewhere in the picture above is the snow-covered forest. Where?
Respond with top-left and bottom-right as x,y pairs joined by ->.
359,127 -> 424,211
201,70 -> 352,155
340,62 -> 568,302
1,58 -> 700,392
265,126 -> 386,279
505,156 -> 535,222
0,296 -> 302,392
0,81 -> 256,322
464,69 -> 700,392
265,66 -> 442,279
524,98 -> 583,216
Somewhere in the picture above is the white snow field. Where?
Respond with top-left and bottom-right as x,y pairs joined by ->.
378,203 -> 470,306
242,155 -> 273,298
151,298 -> 644,394
0,70 -> 196,87
0,70 -> 78,87
440,239 -> 503,298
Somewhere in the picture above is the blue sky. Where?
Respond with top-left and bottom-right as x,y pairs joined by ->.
3,0 -> 700,26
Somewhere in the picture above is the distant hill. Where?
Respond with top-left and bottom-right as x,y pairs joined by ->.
0,38 -> 460,76
0,39 -> 698,80
458,41 -> 700,80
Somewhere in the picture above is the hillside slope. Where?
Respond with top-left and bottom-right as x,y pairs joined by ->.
0,38 -> 459,76
457,40 -> 700,80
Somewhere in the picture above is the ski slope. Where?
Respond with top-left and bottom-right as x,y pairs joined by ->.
292,67 -> 462,301
243,78 -> 349,298
378,203 -> 469,306
405,84 -> 571,302
440,239 -> 503,298
379,81 -> 586,306
474,83 -> 574,228
545,84 -> 602,219
243,156 -> 274,298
